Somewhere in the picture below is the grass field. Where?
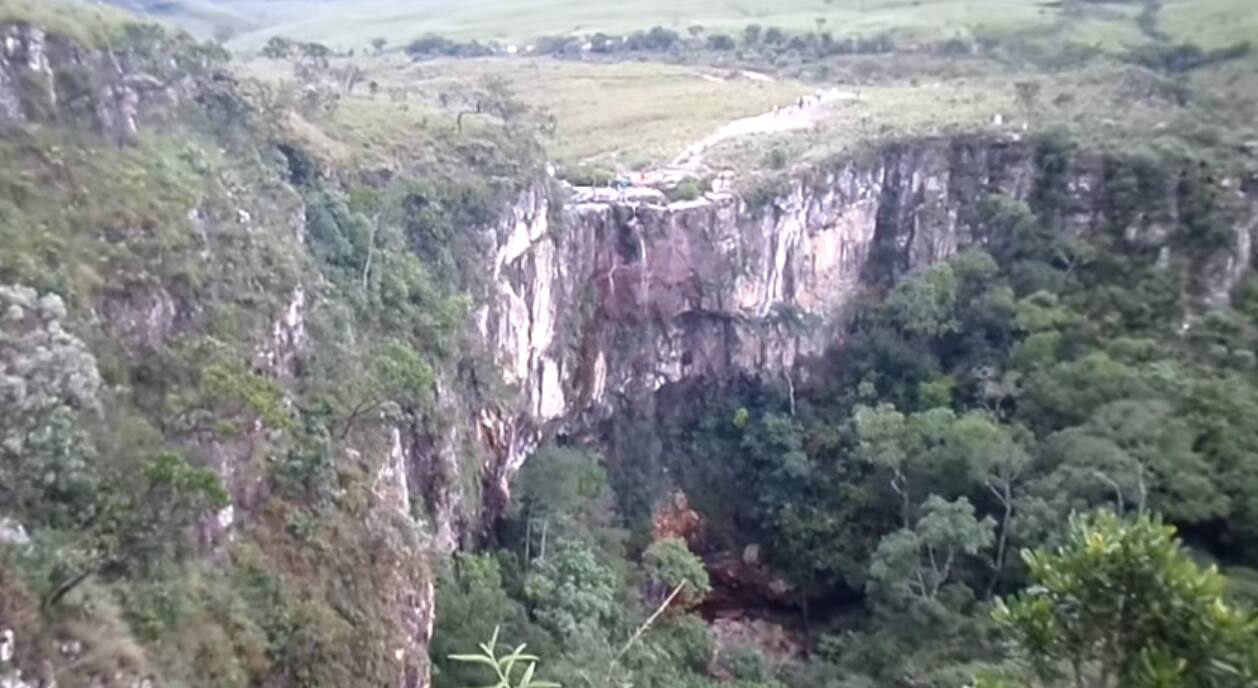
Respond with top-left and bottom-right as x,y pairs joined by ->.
92,0 -> 1258,57
241,43 -> 1256,183
239,54 -> 811,168
229,0 -> 1063,51
1161,0 -> 1258,49
705,61 -> 1243,180
419,58 -> 811,167
40,0 -> 1250,186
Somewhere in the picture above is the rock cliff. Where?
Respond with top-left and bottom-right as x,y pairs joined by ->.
468,138 -> 1256,525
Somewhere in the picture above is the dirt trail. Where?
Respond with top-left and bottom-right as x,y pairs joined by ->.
670,88 -> 857,170
574,86 -> 860,198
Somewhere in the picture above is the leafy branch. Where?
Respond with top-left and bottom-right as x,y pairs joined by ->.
449,627 -> 559,688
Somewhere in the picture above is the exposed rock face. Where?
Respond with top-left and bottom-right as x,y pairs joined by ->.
468,138 -> 1256,519
0,22 -> 208,141
371,428 -> 434,688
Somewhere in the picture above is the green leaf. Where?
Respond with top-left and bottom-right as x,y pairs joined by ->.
517,661 -> 536,688
449,654 -> 498,668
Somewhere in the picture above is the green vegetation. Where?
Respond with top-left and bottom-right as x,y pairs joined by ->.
587,175 -> 1258,684
232,8 -> 1256,176
4,2 -> 1258,688
433,446 -> 725,688
0,5 -> 534,688
0,0 -> 146,47
225,0 -> 1137,52
642,537 -> 711,608
998,511 -> 1258,687
272,56 -> 807,168
449,628 -> 559,688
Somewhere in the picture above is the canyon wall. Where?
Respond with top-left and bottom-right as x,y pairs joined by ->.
3,16 -> 1255,688
465,138 -> 1256,526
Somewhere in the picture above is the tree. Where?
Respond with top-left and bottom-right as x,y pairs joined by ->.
1014,81 -> 1041,111
261,35 -> 295,60
168,358 -> 291,439
333,64 -> 366,95
1,285 -> 103,529
956,413 -> 1032,596
854,405 -> 975,527
641,538 -> 711,609
326,338 -> 433,439
299,41 -> 333,68
432,554 -> 540,688
640,26 -> 680,51
879,262 -> 959,338
706,33 -> 736,51
453,76 -> 530,133
742,24 -> 763,45
854,404 -> 916,527
1023,352 -> 1146,428
371,37 -> 388,55
867,496 -> 995,619
34,450 -> 228,608
524,540 -> 619,639
997,511 -> 1258,688
113,452 -> 230,574
511,446 -> 620,564
1041,399 -> 1227,524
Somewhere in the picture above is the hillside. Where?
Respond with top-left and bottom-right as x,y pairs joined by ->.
2,2 -> 1258,688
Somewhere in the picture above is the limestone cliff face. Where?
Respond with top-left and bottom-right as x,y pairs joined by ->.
390,139 -> 1252,688
464,138 -> 1255,519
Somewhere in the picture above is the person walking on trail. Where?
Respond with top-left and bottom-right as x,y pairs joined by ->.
614,176 -> 632,202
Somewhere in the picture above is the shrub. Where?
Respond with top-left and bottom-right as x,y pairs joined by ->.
642,538 -> 711,608
671,178 -> 703,202
764,148 -> 789,170
558,165 -> 616,187
406,34 -> 497,58
707,34 -> 736,51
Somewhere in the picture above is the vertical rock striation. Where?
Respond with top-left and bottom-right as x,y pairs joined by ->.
465,137 -> 1255,524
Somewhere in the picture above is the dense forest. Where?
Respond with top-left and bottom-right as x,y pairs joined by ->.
431,175 -> 1258,688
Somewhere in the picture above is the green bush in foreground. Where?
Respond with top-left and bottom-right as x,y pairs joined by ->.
449,627 -> 559,688
997,511 -> 1258,688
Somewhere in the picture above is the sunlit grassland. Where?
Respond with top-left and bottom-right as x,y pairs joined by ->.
231,0 -> 1059,51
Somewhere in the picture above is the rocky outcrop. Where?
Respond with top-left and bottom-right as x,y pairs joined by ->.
0,21 -> 213,141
